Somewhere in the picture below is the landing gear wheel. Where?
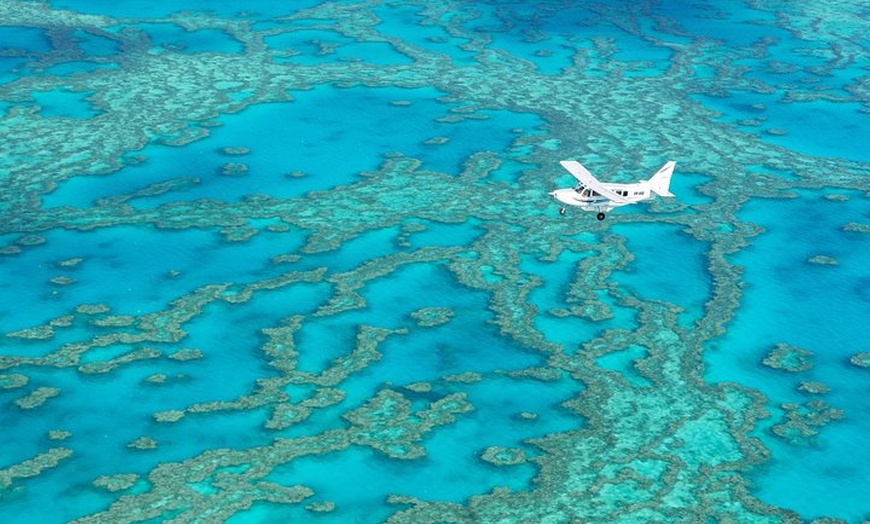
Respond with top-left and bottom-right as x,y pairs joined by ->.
596,212 -> 606,221
559,207 -> 566,216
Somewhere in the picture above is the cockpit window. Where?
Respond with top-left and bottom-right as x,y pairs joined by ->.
573,184 -> 599,199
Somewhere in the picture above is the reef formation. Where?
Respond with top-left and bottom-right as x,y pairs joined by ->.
0,1 -> 868,523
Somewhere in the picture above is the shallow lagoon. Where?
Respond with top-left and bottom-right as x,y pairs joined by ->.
705,192 -> 870,520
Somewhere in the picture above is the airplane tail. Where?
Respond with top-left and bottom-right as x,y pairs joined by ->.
647,161 -> 675,197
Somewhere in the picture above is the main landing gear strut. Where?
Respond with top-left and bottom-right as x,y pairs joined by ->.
559,208 -> 607,220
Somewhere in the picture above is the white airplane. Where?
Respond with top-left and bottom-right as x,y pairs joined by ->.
550,160 -> 676,220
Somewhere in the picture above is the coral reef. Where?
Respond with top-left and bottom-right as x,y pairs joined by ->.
93,474 -> 140,492
480,446 -> 527,466
849,353 -> 870,369
14,387 -> 61,410
0,0 -> 866,522
409,307 -> 454,327
0,448 -> 74,489
762,344 -> 814,373
771,400 -> 845,446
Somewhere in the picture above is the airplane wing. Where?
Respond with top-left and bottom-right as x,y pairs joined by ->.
559,161 -> 630,203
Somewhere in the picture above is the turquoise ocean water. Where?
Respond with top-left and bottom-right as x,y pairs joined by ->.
1,1 -> 868,523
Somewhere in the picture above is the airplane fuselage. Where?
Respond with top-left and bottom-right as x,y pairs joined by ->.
550,182 -> 652,212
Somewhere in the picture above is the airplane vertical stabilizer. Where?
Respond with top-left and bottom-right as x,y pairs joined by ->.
647,161 -> 676,197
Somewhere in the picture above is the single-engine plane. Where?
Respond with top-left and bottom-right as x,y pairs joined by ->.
550,160 -> 676,220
